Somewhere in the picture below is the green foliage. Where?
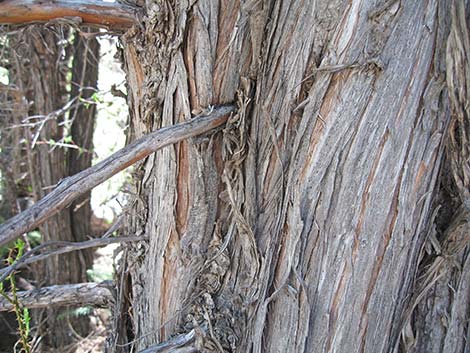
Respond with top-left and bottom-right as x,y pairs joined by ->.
0,240 -> 32,353
73,306 -> 92,317
87,266 -> 113,282
0,66 -> 8,85
26,230 -> 41,247
56,306 -> 92,322
91,92 -> 102,103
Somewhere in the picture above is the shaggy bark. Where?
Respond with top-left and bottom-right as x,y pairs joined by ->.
407,2 -> 470,352
68,25 -> 100,298
4,25 -> 99,348
113,0 -> 454,352
0,73 -> 28,353
0,84 -> 26,220
0,104 -> 235,246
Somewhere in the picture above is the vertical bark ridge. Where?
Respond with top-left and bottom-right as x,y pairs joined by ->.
407,1 -> 470,352
119,1 -> 256,350
5,25 -> 100,348
119,0 -> 452,352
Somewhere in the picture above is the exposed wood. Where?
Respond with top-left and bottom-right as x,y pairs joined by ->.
0,104 -> 235,248
0,0 -> 138,29
0,281 -> 113,311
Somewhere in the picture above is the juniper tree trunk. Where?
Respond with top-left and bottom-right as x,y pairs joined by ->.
6,26 -> 99,349
0,69 -> 27,353
68,27 -> 99,275
115,0 -> 459,352
407,2 -> 470,352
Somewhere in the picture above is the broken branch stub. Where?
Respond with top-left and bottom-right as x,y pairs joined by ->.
0,104 -> 236,248
0,281 -> 113,311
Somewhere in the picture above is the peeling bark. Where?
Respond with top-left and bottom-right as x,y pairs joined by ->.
4,25 -> 99,348
0,104 -> 235,247
114,0 -> 451,352
68,28 -> 100,273
407,1 -> 470,352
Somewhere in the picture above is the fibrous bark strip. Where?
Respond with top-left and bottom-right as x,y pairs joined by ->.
114,0 -> 452,352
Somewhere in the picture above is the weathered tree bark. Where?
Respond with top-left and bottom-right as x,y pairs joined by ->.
0,84 -> 26,221
112,0 -> 456,352
68,27 -> 100,281
5,25 -> 99,348
0,82 -> 28,353
0,104 -> 234,247
0,281 -> 113,311
407,2 -> 470,352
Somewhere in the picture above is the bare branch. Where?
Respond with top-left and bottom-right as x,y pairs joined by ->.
0,281 -> 113,311
0,235 -> 141,283
0,0 -> 139,30
138,330 -> 197,353
0,104 -> 236,248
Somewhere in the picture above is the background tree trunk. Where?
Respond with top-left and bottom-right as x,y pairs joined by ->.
0,76 -> 27,353
3,25 -> 99,349
112,0 -> 458,352
68,26 -> 100,278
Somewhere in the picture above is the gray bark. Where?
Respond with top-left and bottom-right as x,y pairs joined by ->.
112,0 -> 460,352
0,104 -> 234,247
407,1 -> 470,352
0,281 -> 113,311
4,25 -> 99,348
68,28 -> 100,275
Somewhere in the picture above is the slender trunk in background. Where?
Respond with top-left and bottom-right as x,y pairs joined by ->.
5,25 -> 99,349
68,26 -> 100,280
0,58 -> 29,353
0,82 -> 25,222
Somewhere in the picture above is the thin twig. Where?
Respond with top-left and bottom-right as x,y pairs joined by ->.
0,236 -> 143,283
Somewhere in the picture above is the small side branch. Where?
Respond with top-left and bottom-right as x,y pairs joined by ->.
0,235 -> 141,283
0,281 -> 113,311
138,330 -> 197,353
0,0 -> 139,29
0,104 -> 236,248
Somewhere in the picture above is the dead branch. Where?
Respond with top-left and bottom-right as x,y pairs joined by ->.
138,330 -> 197,353
0,281 -> 113,311
0,235 -> 141,283
0,0 -> 139,30
0,104 -> 236,248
